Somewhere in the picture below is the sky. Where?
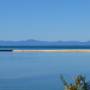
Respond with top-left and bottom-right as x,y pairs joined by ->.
0,0 -> 90,41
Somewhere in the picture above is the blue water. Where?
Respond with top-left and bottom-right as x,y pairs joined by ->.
0,52 -> 90,90
1,46 -> 90,50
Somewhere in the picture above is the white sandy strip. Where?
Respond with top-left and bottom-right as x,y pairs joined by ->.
13,49 -> 90,53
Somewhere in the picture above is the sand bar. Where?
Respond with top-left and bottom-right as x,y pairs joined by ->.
13,49 -> 90,53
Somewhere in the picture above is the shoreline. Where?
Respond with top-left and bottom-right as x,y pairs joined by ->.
13,49 -> 90,53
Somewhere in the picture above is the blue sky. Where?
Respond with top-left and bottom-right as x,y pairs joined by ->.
0,0 -> 90,41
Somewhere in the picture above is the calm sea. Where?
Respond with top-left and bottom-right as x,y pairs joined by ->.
0,47 -> 90,90
0,46 -> 90,50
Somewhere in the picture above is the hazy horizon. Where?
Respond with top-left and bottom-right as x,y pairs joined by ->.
0,39 -> 90,42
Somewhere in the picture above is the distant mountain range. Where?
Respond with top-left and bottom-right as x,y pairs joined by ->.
0,39 -> 90,46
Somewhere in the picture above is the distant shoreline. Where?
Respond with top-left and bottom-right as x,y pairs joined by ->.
13,49 -> 90,53
1,49 -> 90,53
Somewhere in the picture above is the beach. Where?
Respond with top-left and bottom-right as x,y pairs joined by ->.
13,49 -> 90,53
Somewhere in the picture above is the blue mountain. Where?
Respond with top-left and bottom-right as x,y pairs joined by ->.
0,39 -> 90,46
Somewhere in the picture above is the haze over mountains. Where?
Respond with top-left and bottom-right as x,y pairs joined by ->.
0,39 -> 90,46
